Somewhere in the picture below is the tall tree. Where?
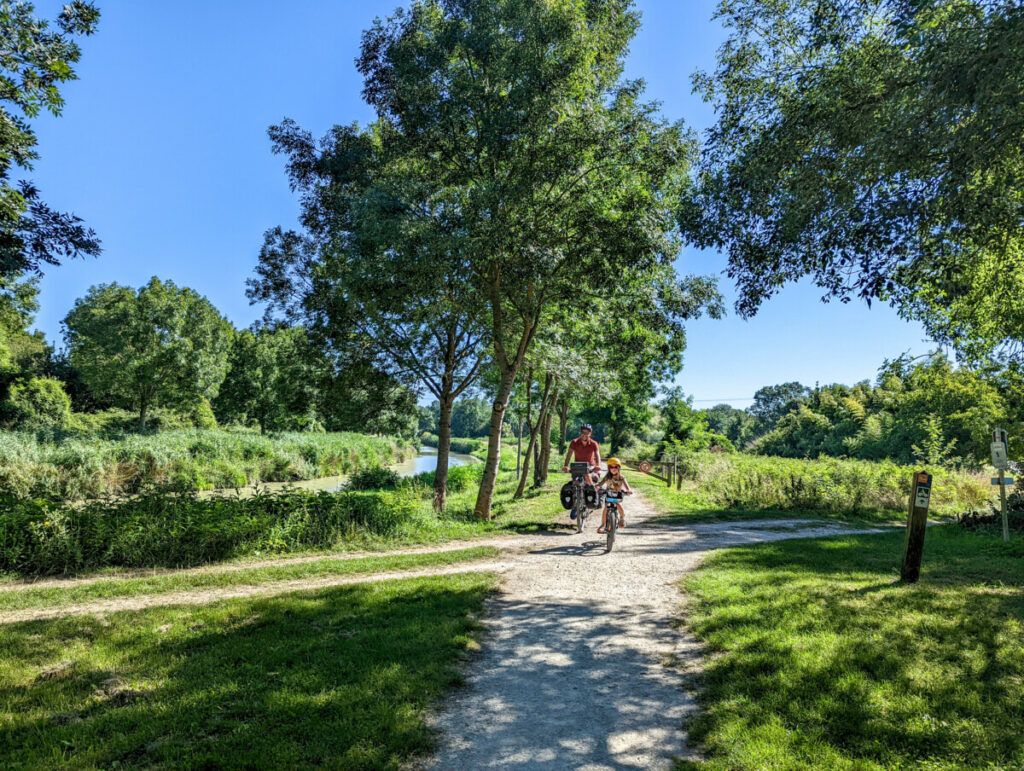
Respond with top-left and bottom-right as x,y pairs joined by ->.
250,116 -> 489,510
749,382 -> 811,432
213,325 -> 323,434
360,0 -> 712,518
685,0 -> 1024,363
0,1 -> 101,276
64,277 -> 234,429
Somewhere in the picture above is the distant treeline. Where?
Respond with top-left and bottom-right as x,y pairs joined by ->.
0,276 -> 420,437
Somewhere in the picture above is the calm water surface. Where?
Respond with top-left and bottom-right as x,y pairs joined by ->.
219,446 -> 478,496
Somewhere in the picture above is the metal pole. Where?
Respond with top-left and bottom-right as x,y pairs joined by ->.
1000,467 -> 1009,542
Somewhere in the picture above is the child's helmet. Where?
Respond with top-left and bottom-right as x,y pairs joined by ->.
606,457 -> 621,468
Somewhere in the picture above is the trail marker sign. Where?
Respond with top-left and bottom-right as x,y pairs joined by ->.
901,471 -> 932,583
638,461 -> 652,473
991,441 -> 1009,470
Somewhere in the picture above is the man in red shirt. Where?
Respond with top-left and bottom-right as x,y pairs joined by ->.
562,423 -> 602,482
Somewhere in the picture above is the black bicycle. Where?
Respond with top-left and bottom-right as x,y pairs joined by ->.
601,490 -> 631,552
568,461 -> 598,533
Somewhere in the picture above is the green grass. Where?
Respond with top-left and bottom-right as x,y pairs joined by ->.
679,527 -> 1024,770
0,572 -> 495,769
0,546 -> 499,613
0,428 -> 413,501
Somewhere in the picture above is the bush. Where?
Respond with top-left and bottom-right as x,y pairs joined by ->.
348,467 -> 400,490
0,486 -> 424,576
2,377 -> 72,429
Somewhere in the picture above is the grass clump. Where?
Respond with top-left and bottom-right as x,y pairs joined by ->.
640,452 -> 990,522
0,429 -> 413,500
0,573 -> 494,769
680,527 -> 1024,770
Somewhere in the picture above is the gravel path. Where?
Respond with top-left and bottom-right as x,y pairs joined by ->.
420,491 -> 882,771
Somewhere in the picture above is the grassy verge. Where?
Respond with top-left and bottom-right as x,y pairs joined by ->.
0,573 -> 494,769
633,474 -> 903,526
651,452 -> 990,520
679,527 -> 1024,770
0,546 -> 499,613
0,429 -> 413,500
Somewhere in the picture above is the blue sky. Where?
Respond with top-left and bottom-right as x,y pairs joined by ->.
28,0 -> 936,408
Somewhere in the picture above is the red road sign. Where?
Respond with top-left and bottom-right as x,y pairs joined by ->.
639,461 -> 652,473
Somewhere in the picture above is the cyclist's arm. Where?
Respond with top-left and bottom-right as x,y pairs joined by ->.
562,447 -> 573,468
623,477 -> 633,493
592,445 -> 602,470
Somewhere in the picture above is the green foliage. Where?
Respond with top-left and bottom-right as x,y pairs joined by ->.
0,429 -> 409,500
347,466 -> 400,490
420,433 -> 486,456
213,325 -> 321,433
702,403 -> 758,447
0,575 -> 492,767
683,528 -> 1024,769
657,389 -> 732,458
748,382 -> 809,432
63,277 -> 234,429
668,451 -> 989,517
0,1 -> 101,276
754,354 -> 1009,467
686,0 -> 1024,363
0,486 -> 423,575
1,376 -> 70,428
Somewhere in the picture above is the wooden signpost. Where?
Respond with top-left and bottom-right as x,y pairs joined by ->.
991,428 -> 1011,542
901,471 -> 932,583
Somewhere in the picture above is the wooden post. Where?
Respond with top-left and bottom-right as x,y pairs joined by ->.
666,461 -> 673,488
676,459 -> 682,490
901,471 -> 932,583
999,467 -> 1009,542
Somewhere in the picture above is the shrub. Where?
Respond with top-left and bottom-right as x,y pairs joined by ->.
2,377 -> 72,429
348,467 -> 401,490
0,486 -> 425,576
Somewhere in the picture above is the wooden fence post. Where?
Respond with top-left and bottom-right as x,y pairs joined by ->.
901,471 -> 932,583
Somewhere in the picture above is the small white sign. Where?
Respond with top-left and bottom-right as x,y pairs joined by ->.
914,486 -> 931,509
991,441 -> 1009,470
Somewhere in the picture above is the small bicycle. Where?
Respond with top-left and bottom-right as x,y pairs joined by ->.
600,489 -> 631,552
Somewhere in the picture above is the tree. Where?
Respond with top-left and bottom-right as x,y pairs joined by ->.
63,277 -> 234,429
213,325 -> 323,434
359,0 -> 715,518
0,1 -> 101,276
704,404 -> 758,447
685,0 -> 1024,363
748,382 -> 810,432
250,116 -> 489,511
1,375 -> 71,428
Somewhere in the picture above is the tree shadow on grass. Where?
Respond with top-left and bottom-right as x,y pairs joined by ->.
0,576 -> 493,769
685,529 -> 1024,768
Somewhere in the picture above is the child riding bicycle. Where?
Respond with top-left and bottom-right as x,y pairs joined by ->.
596,457 -> 632,533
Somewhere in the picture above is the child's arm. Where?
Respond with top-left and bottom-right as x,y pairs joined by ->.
623,475 -> 633,493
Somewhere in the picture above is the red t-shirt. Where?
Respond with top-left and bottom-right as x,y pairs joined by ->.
569,437 -> 600,465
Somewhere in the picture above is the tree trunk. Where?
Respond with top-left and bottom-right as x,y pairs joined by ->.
473,369 -> 516,518
558,397 -> 569,454
517,374 -> 552,499
533,375 -> 555,487
434,394 -> 454,511
139,396 -> 148,431
536,385 -> 558,487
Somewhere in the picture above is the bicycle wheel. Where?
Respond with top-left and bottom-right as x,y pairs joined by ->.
605,511 -> 616,552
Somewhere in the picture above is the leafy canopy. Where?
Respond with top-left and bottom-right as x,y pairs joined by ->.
0,1 -> 101,275
686,0 -> 1024,363
63,277 -> 234,428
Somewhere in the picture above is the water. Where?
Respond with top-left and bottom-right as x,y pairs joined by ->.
208,446 -> 478,496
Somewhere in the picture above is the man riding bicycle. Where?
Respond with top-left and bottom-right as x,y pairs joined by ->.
562,423 -> 602,483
